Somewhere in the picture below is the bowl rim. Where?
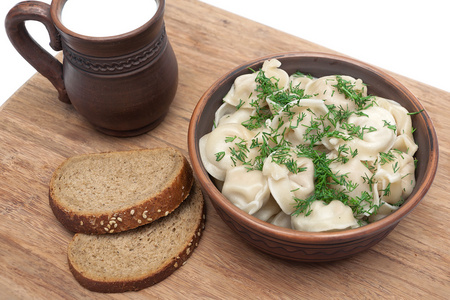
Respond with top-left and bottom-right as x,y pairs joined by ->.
188,51 -> 439,243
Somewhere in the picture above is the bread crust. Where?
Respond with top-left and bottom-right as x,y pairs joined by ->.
49,148 -> 194,234
67,182 -> 206,293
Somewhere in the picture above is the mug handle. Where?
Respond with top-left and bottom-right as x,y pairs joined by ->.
5,1 -> 70,103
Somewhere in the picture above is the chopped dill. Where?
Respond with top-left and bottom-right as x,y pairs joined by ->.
407,109 -> 424,115
333,76 -> 376,110
215,151 -> 225,161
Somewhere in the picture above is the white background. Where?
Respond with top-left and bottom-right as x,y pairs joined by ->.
1,0 -> 449,107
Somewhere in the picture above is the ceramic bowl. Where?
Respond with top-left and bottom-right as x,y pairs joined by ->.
188,52 -> 439,262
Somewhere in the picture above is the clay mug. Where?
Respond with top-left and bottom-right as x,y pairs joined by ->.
5,0 -> 178,137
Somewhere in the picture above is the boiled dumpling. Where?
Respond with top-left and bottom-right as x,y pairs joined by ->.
214,102 -> 236,126
368,201 -> 400,222
291,200 -> 359,232
223,59 -> 289,109
373,151 -> 416,204
304,75 -> 366,111
329,106 -> 397,161
329,158 -> 377,217
270,211 -> 292,229
222,166 -> 270,215
393,134 -> 418,157
199,123 -> 256,181
214,102 -> 256,128
262,148 -> 315,215
260,59 -> 289,91
269,98 -> 330,146
375,97 -> 415,139
252,195 -> 281,222
289,72 -> 315,90
223,72 -> 258,108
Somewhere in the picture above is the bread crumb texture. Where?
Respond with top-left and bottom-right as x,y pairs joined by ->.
67,182 -> 205,292
52,148 -> 183,213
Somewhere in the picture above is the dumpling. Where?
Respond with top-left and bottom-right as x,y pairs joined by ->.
214,102 -> 256,128
221,166 -> 270,215
223,72 -> 258,108
329,158 -> 377,217
368,201 -> 400,222
329,158 -> 374,200
269,211 -> 292,229
328,106 -> 397,161
223,59 -> 289,109
304,75 -> 367,111
373,151 -> 416,204
289,73 -> 315,90
291,200 -> 359,232
266,92 -> 286,115
252,196 -> 281,222
269,98 -> 330,146
199,123 -> 256,181
262,59 -> 290,89
393,134 -> 418,157
374,97 -> 418,155
375,97 -> 415,139
214,102 -> 237,126
262,148 -> 315,215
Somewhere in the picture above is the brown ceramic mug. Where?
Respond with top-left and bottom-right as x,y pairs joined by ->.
5,0 -> 178,137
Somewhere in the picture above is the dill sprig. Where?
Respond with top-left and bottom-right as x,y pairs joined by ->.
254,70 -> 282,102
407,109 -> 424,115
223,136 -> 250,166
333,76 -> 376,110
293,146 -> 352,216
241,103 -> 272,130
270,146 -> 307,174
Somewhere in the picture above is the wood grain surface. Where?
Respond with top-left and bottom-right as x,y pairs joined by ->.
1,0 -> 449,299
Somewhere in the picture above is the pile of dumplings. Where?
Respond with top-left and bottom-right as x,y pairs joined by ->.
199,59 -> 418,232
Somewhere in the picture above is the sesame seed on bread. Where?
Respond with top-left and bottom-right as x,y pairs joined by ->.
67,180 -> 206,293
49,148 -> 193,234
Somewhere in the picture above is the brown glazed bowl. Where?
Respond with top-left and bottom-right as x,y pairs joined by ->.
188,52 -> 439,262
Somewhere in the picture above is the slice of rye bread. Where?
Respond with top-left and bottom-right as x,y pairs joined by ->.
67,181 -> 206,293
49,148 -> 193,234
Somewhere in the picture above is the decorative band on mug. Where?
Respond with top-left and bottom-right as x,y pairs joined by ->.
62,27 -> 167,75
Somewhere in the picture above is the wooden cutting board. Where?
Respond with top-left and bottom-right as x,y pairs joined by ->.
1,0 -> 449,299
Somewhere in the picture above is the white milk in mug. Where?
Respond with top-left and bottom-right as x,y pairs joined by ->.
62,0 -> 158,37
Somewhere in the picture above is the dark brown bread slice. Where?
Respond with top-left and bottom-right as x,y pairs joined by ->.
49,148 -> 193,234
67,181 -> 206,293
